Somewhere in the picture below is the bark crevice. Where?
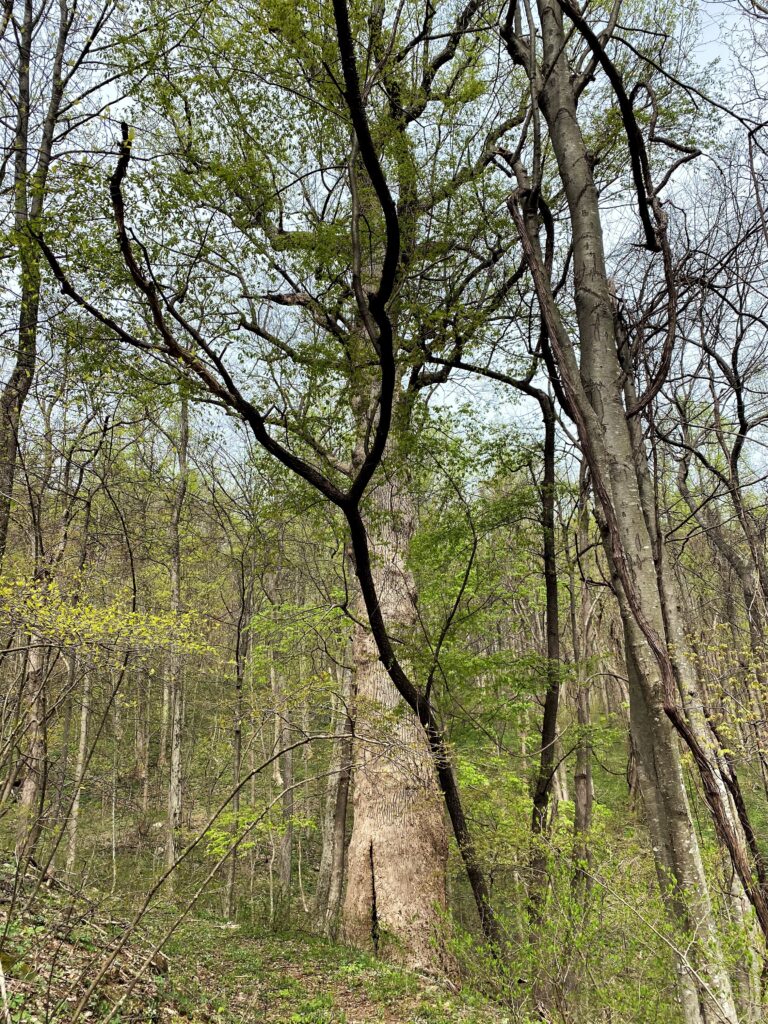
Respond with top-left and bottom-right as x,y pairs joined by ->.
369,840 -> 380,955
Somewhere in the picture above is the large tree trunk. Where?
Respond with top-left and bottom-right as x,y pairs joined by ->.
342,480 -> 449,971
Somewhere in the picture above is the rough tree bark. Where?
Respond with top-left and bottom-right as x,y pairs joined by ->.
342,479 -> 450,971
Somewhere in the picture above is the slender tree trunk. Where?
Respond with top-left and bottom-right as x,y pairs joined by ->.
268,654 -> 294,921
226,661 -> 244,920
726,867 -> 764,1023
0,263 -> 39,566
678,464 -> 768,799
226,572 -> 251,920
166,397 -> 189,883
15,643 -> 47,866
570,503 -> 593,890
65,673 -> 90,876
323,714 -> 352,937
54,653 -> 77,821
277,700 -> 293,918
530,401 -> 561,915
314,660 -> 353,937
572,684 -> 592,879
135,668 -> 151,818
1,0 -> 71,565
0,0 -> 37,566
166,664 -> 183,877
158,675 -> 169,770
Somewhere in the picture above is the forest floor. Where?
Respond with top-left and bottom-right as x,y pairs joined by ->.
1,863 -> 509,1023
165,921 -> 510,1024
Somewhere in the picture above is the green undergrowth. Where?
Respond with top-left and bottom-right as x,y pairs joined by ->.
163,917 -> 510,1023
1,860 -> 508,1023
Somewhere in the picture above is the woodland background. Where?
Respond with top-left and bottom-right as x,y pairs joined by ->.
2,1 -> 768,1022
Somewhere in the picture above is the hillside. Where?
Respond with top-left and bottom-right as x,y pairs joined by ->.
0,864 -> 506,1024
